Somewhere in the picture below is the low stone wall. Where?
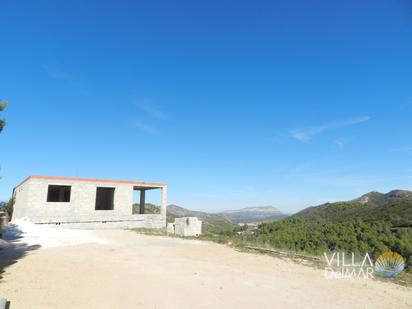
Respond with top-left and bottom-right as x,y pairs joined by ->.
30,214 -> 165,229
0,212 -> 9,237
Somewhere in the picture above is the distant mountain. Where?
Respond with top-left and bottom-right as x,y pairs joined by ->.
141,204 -> 235,234
219,206 -> 287,223
168,204 -> 287,225
297,190 -> 412,227
140,203 -> 287,234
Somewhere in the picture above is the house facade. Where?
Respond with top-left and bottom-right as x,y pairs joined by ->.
12,175 -> 167,229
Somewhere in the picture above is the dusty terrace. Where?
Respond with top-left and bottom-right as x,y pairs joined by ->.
0,222 -> 410,309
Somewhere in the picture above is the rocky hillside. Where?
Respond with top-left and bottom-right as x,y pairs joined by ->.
297,190 -> 412,226
354,190 -> 412,206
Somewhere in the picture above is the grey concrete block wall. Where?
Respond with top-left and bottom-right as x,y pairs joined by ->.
12,176 -> 167,229
169,217 -> 202,237
12,181 -> 29,220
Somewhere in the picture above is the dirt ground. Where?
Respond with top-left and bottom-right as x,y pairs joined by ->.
0,229 -> 411,309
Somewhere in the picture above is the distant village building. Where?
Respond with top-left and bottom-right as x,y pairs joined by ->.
12,175 -> 167,229
167,217 -> 202,237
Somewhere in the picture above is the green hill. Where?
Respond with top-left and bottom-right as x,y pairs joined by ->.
297,191 -> 412,227
248,190 -> 412,270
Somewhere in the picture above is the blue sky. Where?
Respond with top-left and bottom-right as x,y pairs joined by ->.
1,0 -> 412,213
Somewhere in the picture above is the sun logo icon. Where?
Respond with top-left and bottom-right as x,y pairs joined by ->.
374,251 -> 405,278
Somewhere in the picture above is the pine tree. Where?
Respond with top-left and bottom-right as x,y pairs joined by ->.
0,100 -> 7,132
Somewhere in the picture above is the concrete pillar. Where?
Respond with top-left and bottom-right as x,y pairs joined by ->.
139,189 -> 145,214
160,186 -> 167,219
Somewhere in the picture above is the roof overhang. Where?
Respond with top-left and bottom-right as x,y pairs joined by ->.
14,175 -> 167,190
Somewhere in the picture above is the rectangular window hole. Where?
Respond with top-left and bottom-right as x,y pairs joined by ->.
95,187 -> 115,210
47,185 -> 71,202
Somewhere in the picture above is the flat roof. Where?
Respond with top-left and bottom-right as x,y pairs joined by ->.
15,175 -> 167,189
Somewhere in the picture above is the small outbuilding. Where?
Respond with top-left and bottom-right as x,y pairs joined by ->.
12,175 -> 167,229
167,217 -> 202,237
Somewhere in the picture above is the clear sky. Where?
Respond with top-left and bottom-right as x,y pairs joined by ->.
1,0 -> 412,213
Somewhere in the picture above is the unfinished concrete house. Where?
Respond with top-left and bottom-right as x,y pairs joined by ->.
12,175 -> 167,229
